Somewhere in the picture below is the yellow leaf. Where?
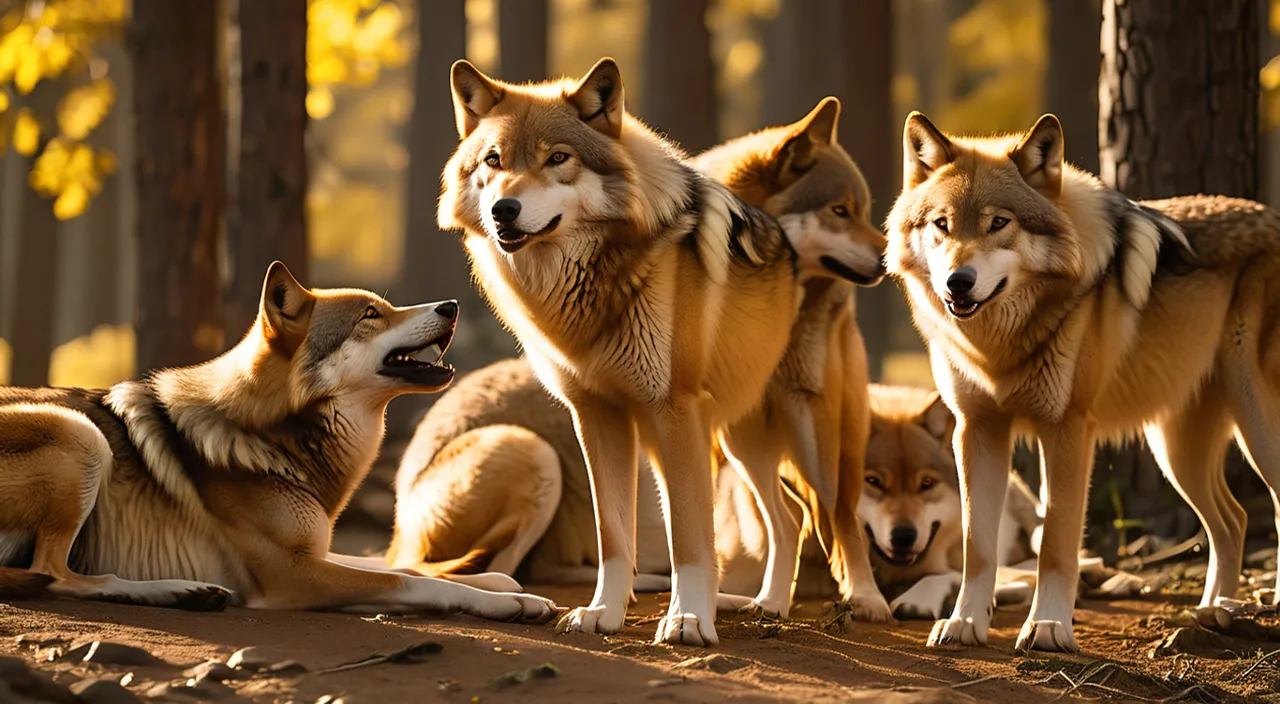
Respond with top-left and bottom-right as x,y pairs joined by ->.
306,86 -> 334,119
13,108 -> 39,155
58,79 -> 115,139
53,182 -> 88,220
14,48 -> 41,94
0,91 -> 8,113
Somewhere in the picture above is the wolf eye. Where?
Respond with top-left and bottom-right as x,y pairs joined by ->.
361,306 -> 381,320
832,205 -> 850,218
547,151 -> 570,166
933,217 -> 949,232
920,476 -> 936,491
484,153 -> 501,169
865,475 -> 882,489
990,216 -> 1010,231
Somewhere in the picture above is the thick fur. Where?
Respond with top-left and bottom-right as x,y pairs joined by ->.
440,58 -> 811,646
0,262 -> 556,623
887,111 -> 1280,653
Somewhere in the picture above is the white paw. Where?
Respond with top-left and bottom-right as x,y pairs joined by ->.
451,572 -> 523,593
477,592 -> 558,623
892,592 -> 942,621
654,613 -> 718,647
1015,619 -> 1079,652
737,597 -> 788,619
927,616 -> 987,648
843,592 -> 893,624
555,604 -> 624,635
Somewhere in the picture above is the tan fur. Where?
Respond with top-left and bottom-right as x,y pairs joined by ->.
888,111 -> 1280,654
0,262 -> 556,623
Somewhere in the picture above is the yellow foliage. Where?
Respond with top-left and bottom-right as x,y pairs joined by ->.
57,77 -> 114,139
29,137 -> 112,218
306,86 -> 335,119
307,183 -> 397,280
0,337 -> 9,386
307,0 -> 410,116
13,106 -> 38,154
49,325 -> 136,389
936,0 -> 1046,134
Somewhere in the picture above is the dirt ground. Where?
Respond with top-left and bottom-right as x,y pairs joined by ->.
3,580 -> 1279,703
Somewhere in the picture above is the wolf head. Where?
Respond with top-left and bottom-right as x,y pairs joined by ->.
887,112 -> 1098,321
859,385 -> 959,567
695,97 -> 886,285
439,58 -> 692,256
238,262 -> 458,412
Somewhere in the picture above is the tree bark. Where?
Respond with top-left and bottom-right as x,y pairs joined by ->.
497,0 -> 548,83
760,0 -> 841,131
1095,0 -> 1261,544
642,0 -> 717,153
130,0 -> 225,372
1100,0 -> 1260,200
225,0 -> 308,337
1047,0 -> 1102,174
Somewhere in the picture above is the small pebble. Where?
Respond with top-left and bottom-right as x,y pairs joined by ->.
226,647 -> 273,672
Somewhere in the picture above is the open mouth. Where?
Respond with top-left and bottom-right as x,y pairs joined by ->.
945,278 -> 1007,319
378,328 -> 456,386
865,521 -> 942,567
819,255 -> 885,286
495,215 -> 562,253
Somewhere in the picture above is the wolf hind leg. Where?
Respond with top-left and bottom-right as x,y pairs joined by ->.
0,405 -> 231,611
1145,384 -> 1239,608
1223,365 -> 1280,607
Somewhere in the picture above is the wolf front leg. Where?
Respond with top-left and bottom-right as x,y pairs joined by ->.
247,556 -> 558,621
555,391 -> 639,636
647,395 -> 719,646
927,414 -> 1012,648
1016,415 -> 1095,653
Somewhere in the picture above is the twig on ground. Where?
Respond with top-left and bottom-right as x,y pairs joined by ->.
314,641 -> 443,675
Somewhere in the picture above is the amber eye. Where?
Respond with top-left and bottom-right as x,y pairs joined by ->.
865,475 -> 883,489
547,151 -> 570,166
361,306 -> 381,320
990,216 -> 1010,231
920,476 -> 936,491
933,217 -> 948,232
484,153 -> 501,168
832,204 -> 850,218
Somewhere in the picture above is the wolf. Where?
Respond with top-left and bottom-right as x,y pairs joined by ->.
438,57 -> 881,645
409,94 -> 889,626
886,110 -> 1280,652
0,262 -> 556,623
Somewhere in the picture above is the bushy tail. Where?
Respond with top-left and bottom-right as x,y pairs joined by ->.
0,567 -> 54,599
408,548 -> 492,577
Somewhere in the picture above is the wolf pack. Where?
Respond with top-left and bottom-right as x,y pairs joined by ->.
2,57 -> 1279,657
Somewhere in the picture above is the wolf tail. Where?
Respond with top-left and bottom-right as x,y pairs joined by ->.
410,548 -> 492,577
0,567 -> 55,599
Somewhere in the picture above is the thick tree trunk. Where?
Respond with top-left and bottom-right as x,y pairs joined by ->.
1095,0 -> 1261,544
497,0 -> 548,83
642,0 -> 717,153
225,0 -> 308,336
1100,0 -> 1259,200
839,0 -> 898,381
760,0 -> 841,131
1047,0 -> 1102,174
130,0 -> 225,372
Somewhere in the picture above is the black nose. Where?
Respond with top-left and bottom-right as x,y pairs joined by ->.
435,300 -> 458,320
889,526 -> 918,550
491,198 -> 522,225
946,267 -> 977,296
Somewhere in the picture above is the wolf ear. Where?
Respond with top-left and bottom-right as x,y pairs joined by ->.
260,261 -> 316,354
916,391 -> 956,444
568,58 -> 625,139
1010,113 -> 1064,195
451,60 -> 505,138
775,96 -> 841,176
903,112 -> 954,189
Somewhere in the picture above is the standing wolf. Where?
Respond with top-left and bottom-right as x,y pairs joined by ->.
439,58 -> 804,646
887,111 -> 1280,653
0,262 -> 555,622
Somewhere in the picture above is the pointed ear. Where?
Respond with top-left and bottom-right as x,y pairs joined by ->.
567,58 -> 625,139
451,60 -> 505,138
903,112 -> 954,189
916,391 -> 956,444
260,261 -> 316,354
774,96 -> 841,177
1010,114 -> 1064,195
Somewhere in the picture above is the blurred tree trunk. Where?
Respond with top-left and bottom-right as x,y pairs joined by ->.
497,0 -> 548,83
760,0 -> 841,130
839,0 -> 898,382
10,82 -> 62,386
83,46 -> 130,333
642,0 -> 717,153
1047,0 -> 1102,174
224,0 -> 308,337
130,0 -> 225,372
1096,0 -> 1261,544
